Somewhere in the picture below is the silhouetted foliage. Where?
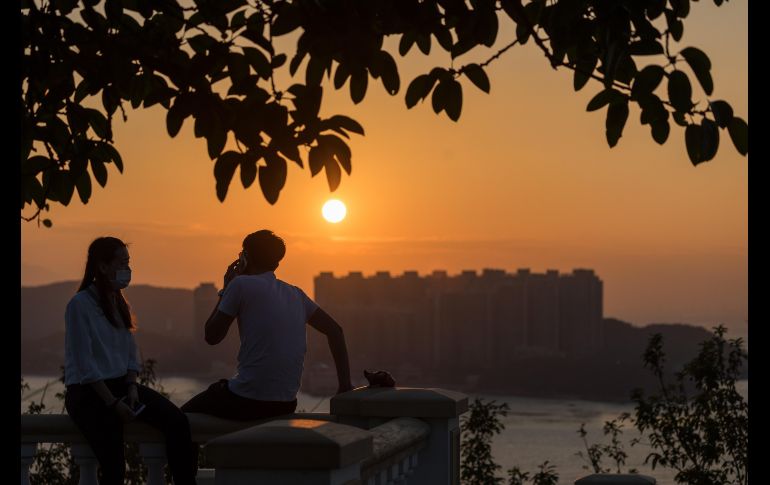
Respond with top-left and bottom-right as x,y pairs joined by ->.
22,359 -> 172,485
631,325 -> 748,485
576,416 -> 637,474
22,370 -> 78,485
22,0 -> 748,225
461,398 -> 509,484
507,461 -> 559,485
462,325 -> 747,485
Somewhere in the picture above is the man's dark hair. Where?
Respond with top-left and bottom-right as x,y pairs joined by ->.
242,230 -> 286,271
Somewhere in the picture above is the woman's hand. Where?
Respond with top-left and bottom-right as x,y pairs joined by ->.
127,383 -> 140,409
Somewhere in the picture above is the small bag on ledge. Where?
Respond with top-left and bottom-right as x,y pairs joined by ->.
363,369 -> 396,388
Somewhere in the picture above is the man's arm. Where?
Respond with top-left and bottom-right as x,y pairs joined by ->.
205,259 -> 241,345
204,301 -> 236,345
308,308 -> 353,394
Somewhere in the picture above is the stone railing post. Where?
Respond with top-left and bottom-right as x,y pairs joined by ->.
575,473 -> 656,485
330,387 -> 468,485
204,418 -> 373,484
70,443 -> 99,485
138,443 -> 167,485
20,443 -> 36,485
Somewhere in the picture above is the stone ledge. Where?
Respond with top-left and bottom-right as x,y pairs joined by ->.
575,474 -> 656,485
205,419 -> 373,470
20,412 -> 337,444
330,387 -> 468,418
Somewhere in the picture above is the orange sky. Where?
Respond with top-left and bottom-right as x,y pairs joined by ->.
21,2 -> 748,339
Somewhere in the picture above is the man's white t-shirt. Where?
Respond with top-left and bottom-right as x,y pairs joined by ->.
218,272 -> 319,401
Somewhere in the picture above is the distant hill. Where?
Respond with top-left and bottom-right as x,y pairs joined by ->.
21,281 -> 196,342
20,281 -> 241,377
472,319 -> 746,401
20,329 -> 227,377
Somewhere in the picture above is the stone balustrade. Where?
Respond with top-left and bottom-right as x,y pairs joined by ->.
20,387 -> 655,485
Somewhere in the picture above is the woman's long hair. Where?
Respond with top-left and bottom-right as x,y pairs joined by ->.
77,237 -> 136,331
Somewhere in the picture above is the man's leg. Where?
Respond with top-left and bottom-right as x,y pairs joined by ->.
180,379 -> 235,418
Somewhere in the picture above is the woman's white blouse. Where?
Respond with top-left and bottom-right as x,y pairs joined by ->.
64,288 -> 142,385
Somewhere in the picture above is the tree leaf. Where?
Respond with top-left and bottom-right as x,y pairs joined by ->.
685,123 -> 703,165
278,141 -> 303,167
444,79 -> 463,121
587,89 -> 624,112
350,68 -> 368,104
75,170 -> 92,204
647,0 -> 666,19
324,155 -> 342,192
23,156 -> 52,176
188,34 -> 215,54
308,144 -> 327,177
573,55 -> 598,92
271,4 -> 299,36
86,109 -> 110,139
228,52 -> 250,83
432,78 -> 446,114
639,94 -> 667,125
334,63 -> 350,90
709,100 -> 733,128
90,159 -> 108,187
464,64 -> 490,93
416,32 -> 431,55
650,119 -> 670,145
680,47 -> 713,95
243,47 -> 271,79
700,118 -> 719,162
672,111 -> 688,127
240,156 -> 257,188
326,115 -> 364,136
399,31 -> 415,56
434,26 -> 453,51
377,51 -> 400,95
727,117 -> 748,156
259,153 -> 287,204
632,65 -> 665,100
214,151 -> 241,201
206,120 -> 227,159
629,40 -> 664,56
320,134 -> 352,175
289,49 -> 306,77
105,0 -> 123,23
102,143 -> 124,172
166,102 -> 186,138
671,0 -> 690,18
606,100 -> 629,147
667,71 -> 693,112
271,53 -> 287,68
405,74 -> 433,108
306,56 -> 327,86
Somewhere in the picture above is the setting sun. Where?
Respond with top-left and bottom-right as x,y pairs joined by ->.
322,199 -> 347,223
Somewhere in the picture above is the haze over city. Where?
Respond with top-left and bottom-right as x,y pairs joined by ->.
21,2 -> 747,340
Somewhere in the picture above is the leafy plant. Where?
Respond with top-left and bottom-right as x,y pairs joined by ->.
461,398 -> 509,484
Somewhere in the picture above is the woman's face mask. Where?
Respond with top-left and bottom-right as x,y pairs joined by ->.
111,268 -> 132,290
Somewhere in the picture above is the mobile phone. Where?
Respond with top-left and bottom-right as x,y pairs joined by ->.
120,396 -> 146,416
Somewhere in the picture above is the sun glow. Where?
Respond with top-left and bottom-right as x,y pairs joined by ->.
322,199 -> 347,223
